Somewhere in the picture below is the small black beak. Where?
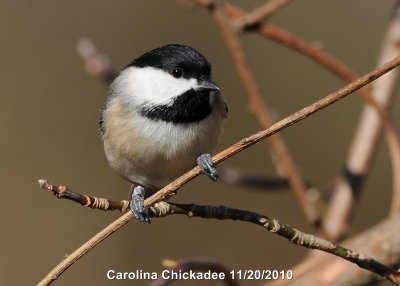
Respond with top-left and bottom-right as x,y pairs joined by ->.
199,78 -> 220,91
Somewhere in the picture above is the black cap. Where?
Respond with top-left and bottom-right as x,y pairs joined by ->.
127,44 -> 211,80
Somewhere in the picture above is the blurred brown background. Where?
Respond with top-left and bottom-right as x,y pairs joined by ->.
1,0 -> 399,285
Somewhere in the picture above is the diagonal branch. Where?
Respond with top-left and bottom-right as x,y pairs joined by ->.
37,54 -> 400,286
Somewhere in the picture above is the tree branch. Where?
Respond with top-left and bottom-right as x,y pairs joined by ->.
38,179 -> 130,212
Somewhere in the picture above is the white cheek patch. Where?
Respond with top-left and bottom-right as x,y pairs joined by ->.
119,66 -> 198,106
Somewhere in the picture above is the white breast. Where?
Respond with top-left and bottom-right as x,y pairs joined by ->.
102,96 -> 224,192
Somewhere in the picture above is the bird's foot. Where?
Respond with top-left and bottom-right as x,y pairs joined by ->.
197,153 -> 218,181
130,186 -> 150,223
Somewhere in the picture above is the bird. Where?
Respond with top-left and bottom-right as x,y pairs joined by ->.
100,44 -> 228,222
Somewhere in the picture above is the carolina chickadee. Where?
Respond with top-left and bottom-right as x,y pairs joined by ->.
100,44 -> 228,222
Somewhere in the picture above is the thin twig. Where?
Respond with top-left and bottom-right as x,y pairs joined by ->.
38,179 -> 174,217
151,257 -> 239,286
37,55 -> 400,286
204,0 -> 322,230
38,179 -> 129,212
232,0 -> 293,31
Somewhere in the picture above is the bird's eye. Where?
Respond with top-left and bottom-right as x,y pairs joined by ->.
171,68 -> 183,78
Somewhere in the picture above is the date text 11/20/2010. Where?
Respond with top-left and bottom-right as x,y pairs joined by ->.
231,270 -> 293,280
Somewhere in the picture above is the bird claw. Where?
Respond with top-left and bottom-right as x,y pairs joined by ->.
130,186 -> 150,223
197,153 -> 218,181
